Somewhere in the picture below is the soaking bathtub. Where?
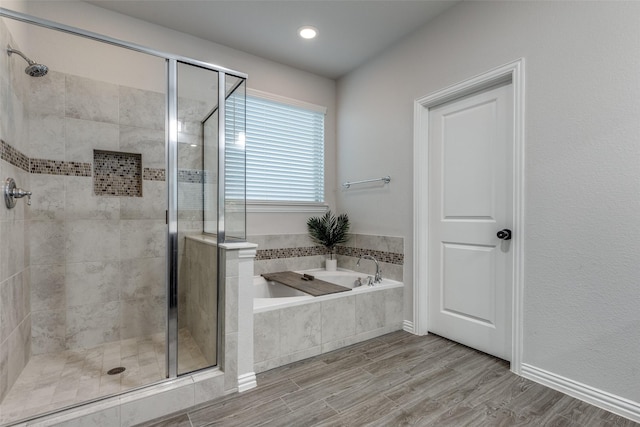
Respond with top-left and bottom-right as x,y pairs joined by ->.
254,269 -> 402,311
253,269 -> 404,373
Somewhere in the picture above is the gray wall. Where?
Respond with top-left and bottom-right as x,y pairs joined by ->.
337,1 -> 640,403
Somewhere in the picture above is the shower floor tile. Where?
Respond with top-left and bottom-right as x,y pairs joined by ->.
0,330 -> 208,425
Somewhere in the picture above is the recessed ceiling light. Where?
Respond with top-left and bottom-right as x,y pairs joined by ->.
298,26 -> 318,40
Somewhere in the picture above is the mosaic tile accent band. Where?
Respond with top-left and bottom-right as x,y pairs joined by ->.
336,246 -> 404,265
0,139 -> 29,172
143,168 -> 212,183
256,245 -> 404,265
1,140 -> 207,184
93,150 -> 142,197
30,159 -> 92,177
178,169 -> 206,184
143,167 -> 165,181
255,246 -> 330,260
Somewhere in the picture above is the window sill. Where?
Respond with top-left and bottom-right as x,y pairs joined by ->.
246,201 -> 329,213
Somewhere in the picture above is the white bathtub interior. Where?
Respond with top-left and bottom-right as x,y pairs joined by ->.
254,269 -> 403,311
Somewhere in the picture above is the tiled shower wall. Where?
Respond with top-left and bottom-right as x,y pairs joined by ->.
25,71 -> 207,355
181,237 -> 218,367
25,69 -> 170,355
250,233 -> 404,282
0,19 -> 32,402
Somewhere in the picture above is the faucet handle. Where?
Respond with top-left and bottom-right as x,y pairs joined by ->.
13,188 -> 31,197
12,187 -> 32,205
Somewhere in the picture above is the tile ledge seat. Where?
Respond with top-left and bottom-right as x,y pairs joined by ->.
185,234 -> 258,251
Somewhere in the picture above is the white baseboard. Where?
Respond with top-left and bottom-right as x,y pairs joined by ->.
402,320 -> 414,334
237,372 -> 257,392
521,363 -> 640,423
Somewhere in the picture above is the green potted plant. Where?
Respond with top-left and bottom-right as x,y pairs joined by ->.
307,210 -> 350,271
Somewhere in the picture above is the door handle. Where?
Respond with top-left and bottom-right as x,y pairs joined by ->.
497,229 -> 512,240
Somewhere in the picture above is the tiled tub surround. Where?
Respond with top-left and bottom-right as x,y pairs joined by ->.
250,234 -> 404,373
251,233 -> 404,282
253,269 -> 404,373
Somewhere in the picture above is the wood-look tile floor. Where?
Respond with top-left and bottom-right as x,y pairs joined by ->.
139,331 -> 639,427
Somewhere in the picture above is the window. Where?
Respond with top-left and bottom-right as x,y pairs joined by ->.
226,90 -> 326,210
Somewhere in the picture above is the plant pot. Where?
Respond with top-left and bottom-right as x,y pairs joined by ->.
325,259 -> 337,271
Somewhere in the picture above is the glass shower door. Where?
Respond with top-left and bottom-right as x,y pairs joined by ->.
222,77 -> 246,241
174,63 -> 246,376
0,12 -> 169,423
176,62 -> 219,375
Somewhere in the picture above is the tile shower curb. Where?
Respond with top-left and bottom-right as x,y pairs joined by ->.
23,369 -> 226,427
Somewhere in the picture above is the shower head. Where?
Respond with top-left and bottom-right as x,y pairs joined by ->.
7,45 -> 48,77
24,63 -> 49,78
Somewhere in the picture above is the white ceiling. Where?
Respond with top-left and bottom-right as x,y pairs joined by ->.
85,0 -> 459,79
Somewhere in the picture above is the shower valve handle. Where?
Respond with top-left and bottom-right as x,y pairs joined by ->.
12,187 -> 32,199
13,188 -> 32,205
4,178 -> 32,208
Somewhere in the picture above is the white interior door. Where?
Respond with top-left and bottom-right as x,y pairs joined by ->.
428,83 -> 513,361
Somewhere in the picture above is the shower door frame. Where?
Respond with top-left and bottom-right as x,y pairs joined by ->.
0,6 -> 246,381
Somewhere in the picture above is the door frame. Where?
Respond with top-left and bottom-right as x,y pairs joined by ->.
412,58 -> 525,374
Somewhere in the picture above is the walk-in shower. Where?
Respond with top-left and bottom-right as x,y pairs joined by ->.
0,7 -> 246,425
6,44 -> 48,77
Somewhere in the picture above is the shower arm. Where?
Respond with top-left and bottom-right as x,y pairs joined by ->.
6,44 -> 48,77
7,46 -> 36,65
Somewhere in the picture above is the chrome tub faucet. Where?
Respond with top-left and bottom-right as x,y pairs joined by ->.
356,254 -> 382,284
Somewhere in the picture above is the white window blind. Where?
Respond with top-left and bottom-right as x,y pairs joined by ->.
226,93 -> 325,204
